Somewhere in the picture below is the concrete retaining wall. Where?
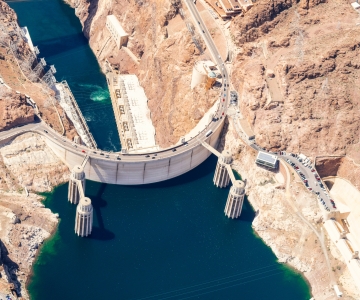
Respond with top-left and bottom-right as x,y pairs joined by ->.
279,159 -> 288,186
45,119 -> 224,185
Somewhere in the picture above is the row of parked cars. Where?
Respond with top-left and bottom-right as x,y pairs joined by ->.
285,158 -> 313,191
319,196 -> 331,211
285,154 -> 338,211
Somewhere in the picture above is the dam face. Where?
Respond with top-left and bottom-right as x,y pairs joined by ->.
44,119 -> 224,185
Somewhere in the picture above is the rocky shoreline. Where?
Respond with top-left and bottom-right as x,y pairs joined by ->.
0,133 -> 69,299
221,120 -> 360,299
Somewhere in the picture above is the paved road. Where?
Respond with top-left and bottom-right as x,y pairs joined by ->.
281,153 -> 335,213
0,2 -> 229,165
250,143 -> 335,213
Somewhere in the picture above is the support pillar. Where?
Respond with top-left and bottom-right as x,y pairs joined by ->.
74,197 -> 93,237
213,150 -> 232,188
73,135 -> 82,145
68,165 -> 85,204
224,180 -> 246,219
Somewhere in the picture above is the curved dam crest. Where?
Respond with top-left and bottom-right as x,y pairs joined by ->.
45,121 -> 223,184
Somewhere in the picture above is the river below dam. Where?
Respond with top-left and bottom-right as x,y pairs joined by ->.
8,0 -> 311,299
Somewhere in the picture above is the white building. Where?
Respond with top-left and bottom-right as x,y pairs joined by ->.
256,151 -> 278,169
106,15 -> 128,49
113,74 -> 158,153
190,60 -> 218,90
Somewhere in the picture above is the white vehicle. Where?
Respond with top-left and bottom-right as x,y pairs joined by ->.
205,130 -> 213,137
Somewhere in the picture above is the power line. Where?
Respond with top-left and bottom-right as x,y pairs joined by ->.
133,263 -> 281,300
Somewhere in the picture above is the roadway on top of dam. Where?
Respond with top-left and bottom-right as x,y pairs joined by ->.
0,0 -> 229,166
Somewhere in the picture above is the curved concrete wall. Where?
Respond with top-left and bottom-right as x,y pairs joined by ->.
191,61 -> 207,89
44,119 -> 224,185
324,176 -> 360,250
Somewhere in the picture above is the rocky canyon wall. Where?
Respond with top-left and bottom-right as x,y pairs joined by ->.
66,0 -> 218,147
0,132 -> 70,299
0,0 -> 77,139
230,0 -> 360,160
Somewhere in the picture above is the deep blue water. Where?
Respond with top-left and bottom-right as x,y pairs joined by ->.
8,0 -> 311,299
9,0 -> 120,151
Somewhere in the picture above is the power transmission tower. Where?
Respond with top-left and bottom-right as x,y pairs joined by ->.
32,57 -> 46,78
42,65 -> 57,88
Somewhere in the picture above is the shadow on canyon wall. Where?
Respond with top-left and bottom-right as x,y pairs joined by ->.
0,240 -> 21,298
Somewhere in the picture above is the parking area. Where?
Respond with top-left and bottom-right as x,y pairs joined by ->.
280,152 -> 337,213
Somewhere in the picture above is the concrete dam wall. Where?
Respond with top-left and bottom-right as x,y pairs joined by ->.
45,119 -> 224,185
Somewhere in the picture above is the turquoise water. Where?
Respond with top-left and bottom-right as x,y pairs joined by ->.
28,156 -> 310,300
9,0 -> 120,151
8,0 -> 311,299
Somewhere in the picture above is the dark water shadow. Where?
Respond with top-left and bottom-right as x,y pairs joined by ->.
237,196 -> 256,223
87,183 -> 115,241
83,0 -> 99,39
0,241 -> 21,297
36,33 -> 89,59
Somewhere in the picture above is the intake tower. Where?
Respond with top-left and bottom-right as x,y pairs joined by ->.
224,180 -> 246,219
213,150 -> 232,188
75,197 -> 93,237
68,164 -> 85,204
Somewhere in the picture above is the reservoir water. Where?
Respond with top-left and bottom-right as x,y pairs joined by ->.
8,0 -> 311,299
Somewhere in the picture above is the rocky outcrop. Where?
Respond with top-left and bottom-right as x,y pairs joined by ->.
0,0 -> 77,139
0,133 -> 69,192
230,0 -> 360,159
230,0 -> 326,44
0,193 -> 58,299
316,156 -> 360,191
0,91 -> 34,131
0,132 -> 68,298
